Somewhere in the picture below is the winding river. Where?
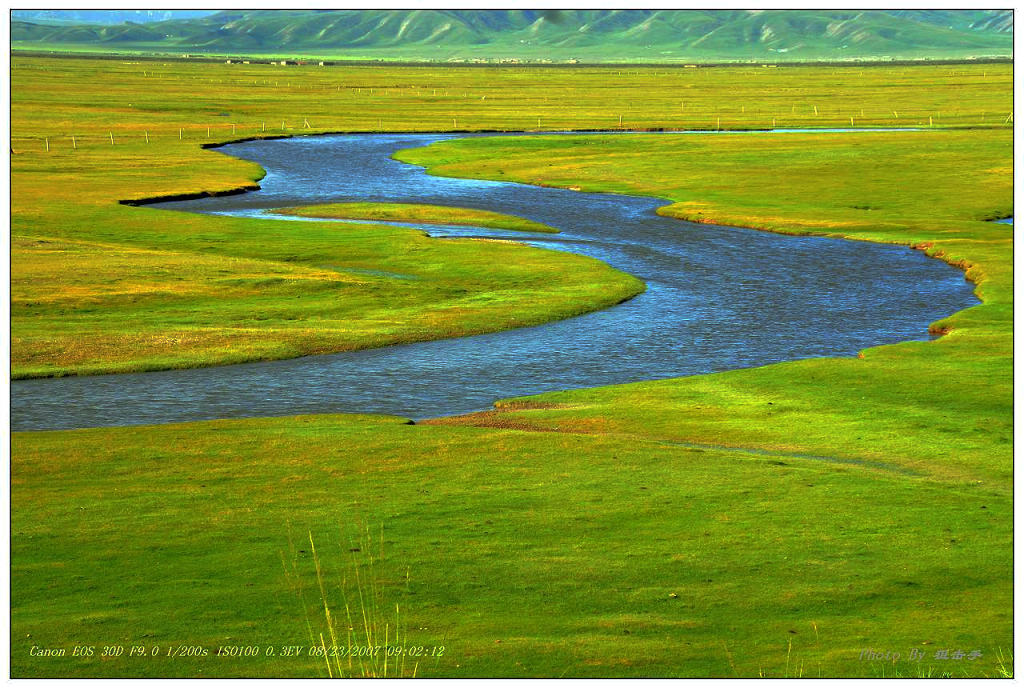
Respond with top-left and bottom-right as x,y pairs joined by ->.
11,132 -> 980,431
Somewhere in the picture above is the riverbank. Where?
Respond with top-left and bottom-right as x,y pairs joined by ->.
399,130 -> 1011,486
16,131 -> 979,431
12,138 -> 641,379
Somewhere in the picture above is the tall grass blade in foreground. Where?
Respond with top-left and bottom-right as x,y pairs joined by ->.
995,648 -> 1013,678
288,525 -> 417,678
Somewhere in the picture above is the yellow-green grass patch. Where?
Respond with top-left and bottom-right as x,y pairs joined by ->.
277,202 -> 559,233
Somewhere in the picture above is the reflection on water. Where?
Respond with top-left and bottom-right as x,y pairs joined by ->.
11,133 -> 979,431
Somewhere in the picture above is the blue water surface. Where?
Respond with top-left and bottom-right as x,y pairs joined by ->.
11,132 -> 980,430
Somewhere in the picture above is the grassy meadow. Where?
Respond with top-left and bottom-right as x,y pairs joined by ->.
10,55 -> 1013,677
11,56 -> 1011,144
12,416 -> 1011,678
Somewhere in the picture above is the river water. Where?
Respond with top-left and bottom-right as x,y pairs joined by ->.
11,132 -> 980,431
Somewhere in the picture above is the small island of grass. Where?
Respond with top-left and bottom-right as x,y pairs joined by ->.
275,201 -> 560,233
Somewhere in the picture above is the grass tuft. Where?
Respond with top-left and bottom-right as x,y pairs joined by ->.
294,525 -> 417,679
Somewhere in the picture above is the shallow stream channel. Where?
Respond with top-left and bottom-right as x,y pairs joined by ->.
11,131 -> 980,430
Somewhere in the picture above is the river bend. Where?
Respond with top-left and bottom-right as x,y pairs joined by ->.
11,132 -> 980,430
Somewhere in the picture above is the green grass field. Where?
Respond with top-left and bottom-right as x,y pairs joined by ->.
12,416 -> 1011,678
10,56 -> 1013,677
12,56 -> 1011,145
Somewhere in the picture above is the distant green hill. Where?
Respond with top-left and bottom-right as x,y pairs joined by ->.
10,9 -> 1013,62
10,10 -> 217,25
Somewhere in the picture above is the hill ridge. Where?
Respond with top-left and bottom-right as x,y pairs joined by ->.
11,9 -> 1013,62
